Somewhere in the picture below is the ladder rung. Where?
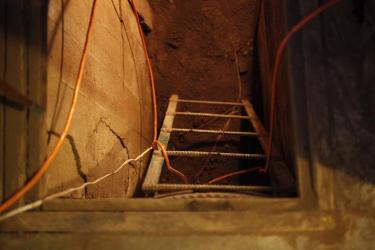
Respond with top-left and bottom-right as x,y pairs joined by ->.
162,128 -> 258,136
169,112 -> 249,119
176,99 -> 244,106
143,183 -> 293,192
166,150 -> 265,159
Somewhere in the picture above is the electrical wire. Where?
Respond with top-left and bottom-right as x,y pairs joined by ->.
0,147 -> 152,222
0,0 -> 98,213
129,0 -> 188,183
0,0 -> 342,217
262,0 -> 342,173
0,0 -> 187,216
128,0 -> 158,146
208,167 -> 262,184
156,141 -> 188,184
193,0 -> 244,182
0,0 -> 189,218
207,0 -> 342,184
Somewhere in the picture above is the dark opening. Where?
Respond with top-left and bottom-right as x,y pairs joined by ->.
145,0 -> 297,197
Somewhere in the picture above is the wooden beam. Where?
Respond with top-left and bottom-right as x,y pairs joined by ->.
242,99 -> 274,156
242,99 -> 296,190
142,95 -> 179,190
0,210 -> 336,234
3,0 -> 27,207
41,197 -> 300,212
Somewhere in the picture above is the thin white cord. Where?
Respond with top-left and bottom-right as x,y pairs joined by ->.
0,147 -> 153,222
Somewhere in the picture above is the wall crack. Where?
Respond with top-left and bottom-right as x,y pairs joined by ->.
48,131 -> 88,183
94,117 -> 137,196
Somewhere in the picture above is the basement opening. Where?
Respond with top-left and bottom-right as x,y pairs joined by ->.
140,0 -> 297,198
142,95 -> 296,197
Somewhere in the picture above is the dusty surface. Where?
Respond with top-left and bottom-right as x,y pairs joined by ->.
147,0 -> 261,185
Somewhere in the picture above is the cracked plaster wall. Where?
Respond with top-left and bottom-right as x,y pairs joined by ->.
44,0 -> 153,198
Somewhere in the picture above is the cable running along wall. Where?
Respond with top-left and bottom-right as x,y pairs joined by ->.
0,0 -> 342,218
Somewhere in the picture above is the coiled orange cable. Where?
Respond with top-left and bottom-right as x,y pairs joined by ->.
0,0 -> 98,213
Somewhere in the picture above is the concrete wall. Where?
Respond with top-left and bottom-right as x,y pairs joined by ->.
44,0 -> 153,199
256,0 -> 375,248
0,0 -> 154,203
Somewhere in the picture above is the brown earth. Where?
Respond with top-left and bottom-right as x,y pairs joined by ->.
146,0 -> 266,186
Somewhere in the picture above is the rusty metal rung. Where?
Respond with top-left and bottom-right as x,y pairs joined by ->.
169,111 -> 249,119
143,94 -> 295,195
176,98 -> 244,106
162,128 -> 258,136
166,150 -> 265,159
143,183 -> 294,192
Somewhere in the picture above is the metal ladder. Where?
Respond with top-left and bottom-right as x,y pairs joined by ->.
142,95 -> 295,194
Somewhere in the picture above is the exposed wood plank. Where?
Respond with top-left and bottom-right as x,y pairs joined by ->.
0,210 -> 337,234
42,198 -> 300,211
0,0 -> 5,202
25,0 -> 47,202
256,1 -> 314,203
242,99 -> 295,189
0,104 -> 3,203
242,99 -> 274,156
0,231 -> 341,250
256,1 -> 272,125
3,0 -> 27,206
142,95 -> 178,190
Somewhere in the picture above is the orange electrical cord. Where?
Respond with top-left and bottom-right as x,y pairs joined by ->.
0,0 -> 341,211
262,0 -> 342,173
156,141 -> 188,184
0,0 -> 98,213
207,0 -> 342,184
208,167 -> 262,184
128,0 -> 158,147
129,0 -> 188,182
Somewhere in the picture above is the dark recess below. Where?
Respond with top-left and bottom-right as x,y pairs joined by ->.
145,0 -> 295,196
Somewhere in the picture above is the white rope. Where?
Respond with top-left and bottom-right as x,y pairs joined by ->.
0,147 -> 153,222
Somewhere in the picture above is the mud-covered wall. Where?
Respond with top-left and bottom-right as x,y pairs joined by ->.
0,0 -> 154,203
